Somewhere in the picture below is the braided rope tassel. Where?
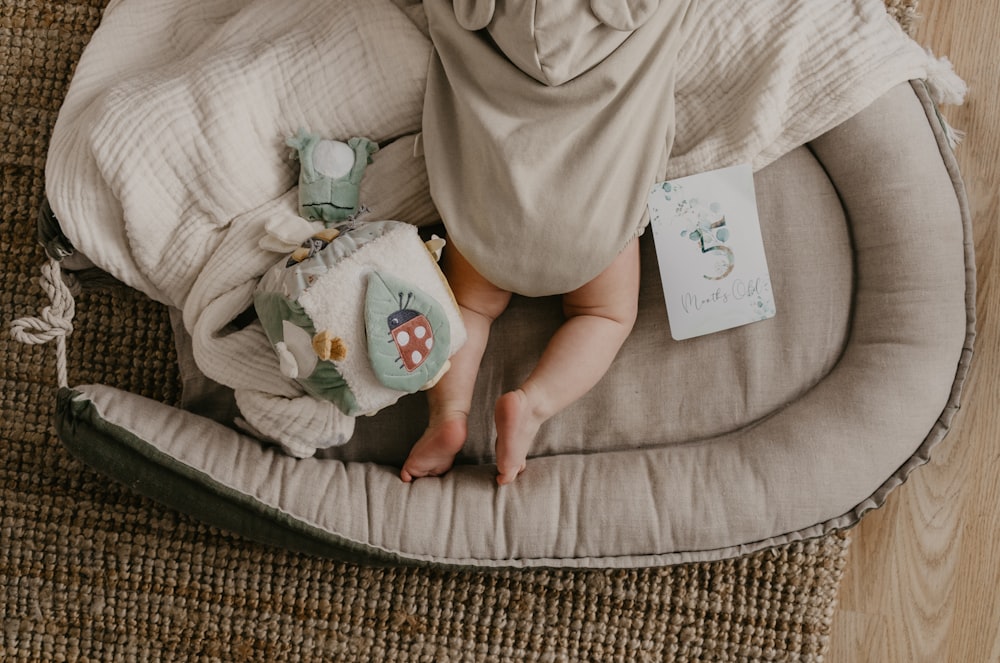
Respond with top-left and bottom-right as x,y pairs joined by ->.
10,258 -> 77,389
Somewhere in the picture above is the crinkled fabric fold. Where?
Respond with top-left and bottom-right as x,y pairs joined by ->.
46,0 -> 438,451
668,0 -> 965,177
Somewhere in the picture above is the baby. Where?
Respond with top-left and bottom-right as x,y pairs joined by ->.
402,0 -> 689,483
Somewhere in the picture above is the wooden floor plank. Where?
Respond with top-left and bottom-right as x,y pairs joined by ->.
828,0 -> 1000,661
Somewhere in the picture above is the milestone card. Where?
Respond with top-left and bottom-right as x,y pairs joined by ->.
647,163 -> 776,341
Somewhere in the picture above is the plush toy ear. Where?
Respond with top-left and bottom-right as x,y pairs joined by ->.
590,0 -> 659,30
453,0 -> 495,30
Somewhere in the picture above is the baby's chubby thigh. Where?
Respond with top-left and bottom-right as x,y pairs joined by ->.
441,244 -> 512,320
561,239 -> 641,326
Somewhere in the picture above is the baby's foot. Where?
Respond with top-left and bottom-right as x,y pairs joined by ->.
494,389 -> 540,485
400,414 -> 468,482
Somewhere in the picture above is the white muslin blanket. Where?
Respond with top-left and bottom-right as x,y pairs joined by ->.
45,0 -> 964,450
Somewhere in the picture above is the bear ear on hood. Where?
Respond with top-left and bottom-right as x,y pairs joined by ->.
590,0 -> 659,31
453,0 -> 496,31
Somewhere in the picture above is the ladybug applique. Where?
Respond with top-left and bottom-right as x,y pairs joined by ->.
365,270 -> 452,393
387,292 -> 434,372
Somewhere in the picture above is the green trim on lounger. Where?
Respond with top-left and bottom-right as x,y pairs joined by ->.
54,387 -> 421,568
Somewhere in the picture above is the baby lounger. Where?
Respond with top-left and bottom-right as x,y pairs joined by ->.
46,81 -> 974,568
28,1 -> 974,568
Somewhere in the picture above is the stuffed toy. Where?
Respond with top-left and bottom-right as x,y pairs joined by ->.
286,129 -> 378,223
245,134 -> 466,458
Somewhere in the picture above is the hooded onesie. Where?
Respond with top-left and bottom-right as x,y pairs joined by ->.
422,0 -> 694,296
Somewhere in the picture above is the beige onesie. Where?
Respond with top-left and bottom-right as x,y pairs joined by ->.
422,0 -> 694,296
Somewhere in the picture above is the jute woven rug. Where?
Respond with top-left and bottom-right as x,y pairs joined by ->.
1,1 -> 917,660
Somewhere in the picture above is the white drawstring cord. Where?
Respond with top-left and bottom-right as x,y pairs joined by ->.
10,258 -> 77,389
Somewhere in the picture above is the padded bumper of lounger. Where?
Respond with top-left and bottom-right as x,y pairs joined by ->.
56,82 -> 974,569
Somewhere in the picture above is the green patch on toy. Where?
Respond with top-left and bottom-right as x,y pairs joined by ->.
253,290 -> 359,415
287,129 -> 378,224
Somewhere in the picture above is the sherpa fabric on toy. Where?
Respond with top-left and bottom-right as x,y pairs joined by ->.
249,218 -> 466,457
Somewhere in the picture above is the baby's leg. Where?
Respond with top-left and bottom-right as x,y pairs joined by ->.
495,240 -> 640,484
401,247 -> 512,482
